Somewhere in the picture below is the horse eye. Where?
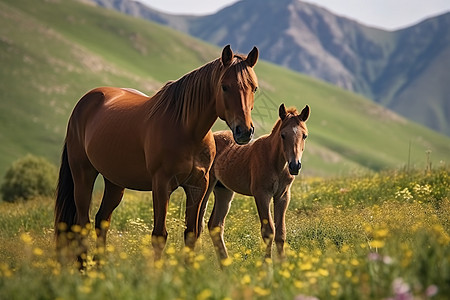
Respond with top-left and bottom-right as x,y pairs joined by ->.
281,133 -> 285,140
253,86 -> 258,93
303,133 -> 308,140
221,85 -> 228,92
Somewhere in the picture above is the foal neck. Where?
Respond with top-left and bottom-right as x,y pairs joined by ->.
267,121 -> 287,171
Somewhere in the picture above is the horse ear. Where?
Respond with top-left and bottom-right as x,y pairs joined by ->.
279,103 -> 287,120
221,45 -> 233,67
299,105 -> 310,122
246,46 -> 259,68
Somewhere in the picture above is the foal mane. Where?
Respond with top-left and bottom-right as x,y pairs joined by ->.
148,54 -> 257,125
271,107 -> 302,134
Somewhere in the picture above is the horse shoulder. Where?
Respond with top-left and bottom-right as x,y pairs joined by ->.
195,131 -> 216,172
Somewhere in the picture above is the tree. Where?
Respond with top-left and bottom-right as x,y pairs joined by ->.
1,155 -> 57,202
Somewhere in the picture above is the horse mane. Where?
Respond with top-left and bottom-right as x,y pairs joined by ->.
147,54 -> 257,125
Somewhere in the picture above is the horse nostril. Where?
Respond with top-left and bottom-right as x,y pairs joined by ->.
235,125 -> 242,136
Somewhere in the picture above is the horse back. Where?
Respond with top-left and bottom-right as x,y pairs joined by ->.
66,87 -> 155,190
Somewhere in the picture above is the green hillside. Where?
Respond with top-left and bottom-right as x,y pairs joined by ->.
0,0 -> 449,181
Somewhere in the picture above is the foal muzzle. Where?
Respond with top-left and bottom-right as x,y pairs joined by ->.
288,161 -> 302,175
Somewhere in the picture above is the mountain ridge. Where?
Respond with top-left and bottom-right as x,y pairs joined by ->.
91,0 -> 450,136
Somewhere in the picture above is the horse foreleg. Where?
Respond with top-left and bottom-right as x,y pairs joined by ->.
273,188 -> 290,260
151,177 -> 170,261
208,183 -> 234,262
94,179 -> 124,263
182,173 -> 209,253
254,193 -> 275,259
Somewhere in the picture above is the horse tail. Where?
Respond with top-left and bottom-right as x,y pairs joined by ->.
54,142 -> 76,239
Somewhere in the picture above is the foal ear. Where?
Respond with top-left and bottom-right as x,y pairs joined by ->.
246,46 -> 259,68
298,105 -> 310,122
279,103 -> 287,120
221,45 -> 233,67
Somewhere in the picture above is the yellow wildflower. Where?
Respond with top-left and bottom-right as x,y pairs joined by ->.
33,247 -> 43,256
20,233 -> 32,245
254,286 -> 270,296
318,268 -> 329,277
196,289 -> 212,300
241,274 -> 251,285
221,257 -> 233,267
370,240 -> 385,248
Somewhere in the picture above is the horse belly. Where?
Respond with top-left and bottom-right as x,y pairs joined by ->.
83,115 -> 153,190
87,141 -> 153,190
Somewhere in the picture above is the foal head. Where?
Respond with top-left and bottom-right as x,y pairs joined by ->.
278,104 -> 310,175
216,45 -> 259,145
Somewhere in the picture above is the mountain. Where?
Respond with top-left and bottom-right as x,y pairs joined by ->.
91,0 -> 450,136
1,0 -> 450,183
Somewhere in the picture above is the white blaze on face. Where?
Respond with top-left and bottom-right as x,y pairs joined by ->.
292,127 -> 298,135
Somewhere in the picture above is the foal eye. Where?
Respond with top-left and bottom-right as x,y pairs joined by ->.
253,86 -> 258,93
303,133 -> 308,140
281,133 -> 285,140
221,85 -> 228,92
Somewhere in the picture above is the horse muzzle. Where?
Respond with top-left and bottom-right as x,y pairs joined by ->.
233,125 -> 254,145
288,160 -> 302,175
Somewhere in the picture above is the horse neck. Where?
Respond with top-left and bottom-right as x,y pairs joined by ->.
184,60 -> 222,141
266,121 -> 287,171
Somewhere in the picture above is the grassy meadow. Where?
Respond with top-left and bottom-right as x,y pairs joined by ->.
0,167 -> 448,300
1,0 -> 449,299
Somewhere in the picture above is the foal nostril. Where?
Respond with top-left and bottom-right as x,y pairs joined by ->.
288,161 -> 301,175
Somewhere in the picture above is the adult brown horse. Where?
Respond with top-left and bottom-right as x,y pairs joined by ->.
55,45 -> 259,267
199,104 -> 310,262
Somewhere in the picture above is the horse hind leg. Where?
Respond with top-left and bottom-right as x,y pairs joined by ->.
70,156 -> 98,269
208,181 -> 234,263
94,179 -> 124,263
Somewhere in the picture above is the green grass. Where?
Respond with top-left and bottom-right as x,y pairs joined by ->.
0,168 -> 449,299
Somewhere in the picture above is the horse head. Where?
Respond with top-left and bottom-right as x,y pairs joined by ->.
278,103 -> 310,175
216,45 -> 259,145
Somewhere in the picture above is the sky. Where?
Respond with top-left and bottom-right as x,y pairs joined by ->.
138,0 -> 450,30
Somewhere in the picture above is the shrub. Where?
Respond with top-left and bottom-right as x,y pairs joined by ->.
0,155 -> 57,202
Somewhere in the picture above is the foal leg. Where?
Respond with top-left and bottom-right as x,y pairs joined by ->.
94,179 -> 124,260
208,183 -> 234,262
254,193 -> 275,259
197,177 -> 217,237
273,189 -> 291,260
